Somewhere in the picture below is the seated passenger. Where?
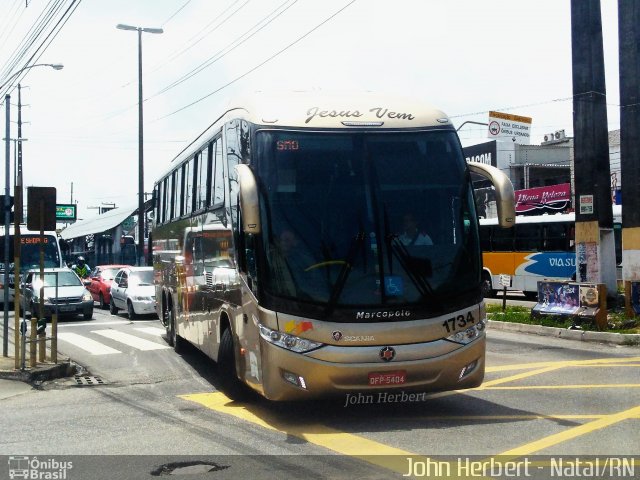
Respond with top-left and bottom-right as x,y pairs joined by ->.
398,213 -> 433,246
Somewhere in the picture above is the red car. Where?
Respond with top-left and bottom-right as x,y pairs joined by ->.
87,264 -> 129,309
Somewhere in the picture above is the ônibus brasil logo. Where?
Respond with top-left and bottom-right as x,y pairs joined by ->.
8,456 -> 73,480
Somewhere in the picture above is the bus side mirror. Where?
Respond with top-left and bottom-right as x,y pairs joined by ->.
236,164 -> 261,234
468,163 -> 515,228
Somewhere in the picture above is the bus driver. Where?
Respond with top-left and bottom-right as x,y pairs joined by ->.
398,213 -> 433,246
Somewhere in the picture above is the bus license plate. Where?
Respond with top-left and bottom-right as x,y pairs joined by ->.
368,371 -> 406,386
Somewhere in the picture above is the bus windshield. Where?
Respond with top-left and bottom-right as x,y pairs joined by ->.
255,129 -> 480,317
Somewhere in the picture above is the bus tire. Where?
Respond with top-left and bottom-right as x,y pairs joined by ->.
218,328 -> 247,400
169,304 -> 184,353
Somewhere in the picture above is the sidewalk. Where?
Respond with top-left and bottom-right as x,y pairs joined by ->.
0,319 -> 76,385
488,319 -> 640,346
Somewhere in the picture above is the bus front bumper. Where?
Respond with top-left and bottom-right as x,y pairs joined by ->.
257,336 -> 485,402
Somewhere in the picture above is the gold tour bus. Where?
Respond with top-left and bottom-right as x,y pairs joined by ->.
152,91 -> 515,401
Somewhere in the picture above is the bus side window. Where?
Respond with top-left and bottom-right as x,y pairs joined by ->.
543,223 -> 568,251
479,225 -> 491,251
515,224 -> 540,251
491,225 -> 514,251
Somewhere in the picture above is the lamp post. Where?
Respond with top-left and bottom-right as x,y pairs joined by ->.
1,62 -> 63,359
116,23 -> 163,266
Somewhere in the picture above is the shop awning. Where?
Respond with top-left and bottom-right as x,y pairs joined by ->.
60,204 -> 138,240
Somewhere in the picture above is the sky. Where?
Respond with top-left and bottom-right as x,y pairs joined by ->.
0,0 -> 622,221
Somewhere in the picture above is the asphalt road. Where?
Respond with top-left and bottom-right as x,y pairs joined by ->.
0,306 -> 638,480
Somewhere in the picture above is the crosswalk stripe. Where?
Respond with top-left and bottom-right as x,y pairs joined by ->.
134,327 -> 166,336
93,329 -> 170,351
57,332 -> 121,355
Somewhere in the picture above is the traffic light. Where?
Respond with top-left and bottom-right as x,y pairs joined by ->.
0,194 -> 15,222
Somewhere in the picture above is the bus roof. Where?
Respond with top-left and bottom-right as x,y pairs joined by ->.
162,91 -> 454,178
231,90 -> 451,129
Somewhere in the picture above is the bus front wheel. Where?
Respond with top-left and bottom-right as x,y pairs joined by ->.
217,328 -> 248,400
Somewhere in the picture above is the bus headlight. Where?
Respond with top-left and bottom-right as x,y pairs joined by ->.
446,319 -> 486,345
258,324 -> 324,353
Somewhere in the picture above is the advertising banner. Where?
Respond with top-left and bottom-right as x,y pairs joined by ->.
515,183 -> 571,213
534,281 -> 579,315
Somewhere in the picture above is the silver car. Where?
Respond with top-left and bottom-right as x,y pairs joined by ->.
20,268 -> 94,320
109,266 -> 156,319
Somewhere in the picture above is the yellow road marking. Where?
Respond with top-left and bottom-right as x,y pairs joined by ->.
180,355 -> 640,475
481,365 -> 565,387
499,404 -> 640,457
486,356 -> 640,373
482,384 -> 640,391
182,392 -> 422,474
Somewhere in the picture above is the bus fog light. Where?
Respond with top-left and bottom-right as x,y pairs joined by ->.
459,360 -> 478,379
282,370 -> 307,389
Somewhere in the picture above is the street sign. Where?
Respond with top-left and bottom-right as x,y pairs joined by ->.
27,187 -> 56,231
499,274 -> 512,287
56,203 -> 77,221
487,111 -> 532,145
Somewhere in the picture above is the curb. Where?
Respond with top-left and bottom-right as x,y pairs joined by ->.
0,361 -> 77,384
488,319 -> 640,346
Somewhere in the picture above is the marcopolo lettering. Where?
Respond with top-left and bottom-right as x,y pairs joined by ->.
356,310 -> 411,319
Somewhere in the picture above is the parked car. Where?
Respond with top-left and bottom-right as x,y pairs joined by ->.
87,264 -> 128,309
20,268 -> 94,320
109,266 -> 156,319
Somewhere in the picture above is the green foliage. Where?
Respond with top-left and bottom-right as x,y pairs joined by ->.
486,304 -> 640,334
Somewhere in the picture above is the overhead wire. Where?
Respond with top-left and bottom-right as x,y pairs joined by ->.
146,0 -> 252,76
161,0 -> 194,27
0,0 -> 66,98
147,0 -> 298,101
0,0 -> 27,55
0,0 -> 63,82
1,0 -> 82,103
154,0 -> 358,122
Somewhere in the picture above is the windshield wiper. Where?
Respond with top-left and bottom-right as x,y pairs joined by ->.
388,237 -> 433,298
322,228 -> 366,318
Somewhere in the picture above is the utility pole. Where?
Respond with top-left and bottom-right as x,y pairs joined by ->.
3,94 -> 10,357
571,0 -> 617,298
13,85 -> 24,368
618,0 -> 640,314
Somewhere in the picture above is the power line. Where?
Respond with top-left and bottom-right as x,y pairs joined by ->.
0,0 -> 63,82
161,0 -> 194,27
146,0 -> 251,77
148,0 -> 298,101
154,0 -> 358,122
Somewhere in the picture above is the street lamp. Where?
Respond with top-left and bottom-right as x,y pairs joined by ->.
116,23 -> 163,266
2,62 -> 63,360
0,63 -> 63,93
